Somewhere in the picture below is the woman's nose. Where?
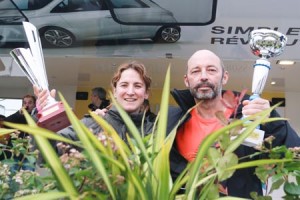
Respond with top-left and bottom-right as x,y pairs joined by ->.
126,85 -> 135,94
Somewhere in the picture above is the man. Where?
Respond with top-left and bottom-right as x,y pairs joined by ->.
167,50 -> 300,198
88,87 -> 110,111
4,94 -> 37,170
5,95 -> 36,138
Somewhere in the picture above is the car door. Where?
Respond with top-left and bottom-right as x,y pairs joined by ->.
110,0 -> 168,39
50,0 -> 122,40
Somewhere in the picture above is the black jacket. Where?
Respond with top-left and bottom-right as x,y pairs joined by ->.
167,89 -> 300,198
59,106 -> 156,144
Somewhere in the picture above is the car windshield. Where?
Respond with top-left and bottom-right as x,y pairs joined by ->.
12,0 -> 55,10
0,0 -> 27,24
110,0 -> 148,8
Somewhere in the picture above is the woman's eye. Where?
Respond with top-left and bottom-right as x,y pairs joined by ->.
119,84 -> 127,88
135,84 -> 143,88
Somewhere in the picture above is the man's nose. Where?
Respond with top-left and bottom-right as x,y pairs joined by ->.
199,70 -> 208,80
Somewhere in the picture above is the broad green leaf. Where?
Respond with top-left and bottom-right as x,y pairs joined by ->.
217,152 -> 238,181
255,165 -> 273,183
284,182 -> 300,195
207,147 -> 221,168
269,177 -> 285,194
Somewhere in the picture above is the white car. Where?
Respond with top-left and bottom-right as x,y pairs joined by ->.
0,0 -> 181,48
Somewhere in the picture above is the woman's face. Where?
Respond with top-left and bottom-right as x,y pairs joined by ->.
113,68 -> 149,114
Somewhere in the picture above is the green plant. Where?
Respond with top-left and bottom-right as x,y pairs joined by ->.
0,66 -> 299,199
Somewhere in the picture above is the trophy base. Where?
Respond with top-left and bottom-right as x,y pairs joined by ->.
37,102 -> 70,132
242,128 -> 265,147
231,128 -> 265,147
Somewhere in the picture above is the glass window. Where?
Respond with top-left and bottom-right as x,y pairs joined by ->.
51,0 -> 105,13
107,0 -> 217,25
110,0 -> 149,8
12,0 -> 54,10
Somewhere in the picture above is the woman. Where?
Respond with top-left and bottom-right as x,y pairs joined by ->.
34,61 -> 156,143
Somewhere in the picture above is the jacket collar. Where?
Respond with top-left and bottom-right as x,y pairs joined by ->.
171,89 -> 195,113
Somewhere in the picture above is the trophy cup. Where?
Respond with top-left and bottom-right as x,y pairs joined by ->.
10,22 -> 70,132
242,29 -> 287,147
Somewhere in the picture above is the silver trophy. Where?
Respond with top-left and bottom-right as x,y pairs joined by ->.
10,22 -> 70,132
242,29 -> 287,147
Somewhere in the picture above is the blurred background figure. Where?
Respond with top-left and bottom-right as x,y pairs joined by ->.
88,87 -> 110,111
0,114 -> 9,145
3,94 -> 37,171
5,95 -> 36,138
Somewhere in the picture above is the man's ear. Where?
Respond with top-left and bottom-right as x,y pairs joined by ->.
184,74 -> 189,87
222,71 -> 229,85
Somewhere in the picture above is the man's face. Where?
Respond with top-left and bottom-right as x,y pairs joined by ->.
91,93 -> 100,106
184,50 -> 228,101
22,97 -> 35,113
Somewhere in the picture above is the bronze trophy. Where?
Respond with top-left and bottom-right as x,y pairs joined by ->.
242,29 -> 287,147
10,22 -> 70,132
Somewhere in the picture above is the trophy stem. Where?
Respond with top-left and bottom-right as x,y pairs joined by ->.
250,58 -> 270,100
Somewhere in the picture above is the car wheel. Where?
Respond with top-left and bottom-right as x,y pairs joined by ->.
153,26 -> 181,43
40,27 -> 75,48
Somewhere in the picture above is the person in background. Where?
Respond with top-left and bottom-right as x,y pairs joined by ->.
34,61 -> 155,144
3,95 -> 37,170
0,114 -> 7,160
88,87 -> 110,111
167,49 -> 300,198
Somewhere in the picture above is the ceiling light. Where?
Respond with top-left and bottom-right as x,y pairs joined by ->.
276,60 -> 295,65
271,81 -> 276,85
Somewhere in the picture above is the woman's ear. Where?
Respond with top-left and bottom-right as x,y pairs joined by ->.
113,88 -> 117,98
144,90 -> 149,100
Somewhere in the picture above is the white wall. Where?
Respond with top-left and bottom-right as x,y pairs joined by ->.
285,92 -> 300,135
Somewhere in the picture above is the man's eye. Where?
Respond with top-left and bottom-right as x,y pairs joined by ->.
208,68 -> 217,72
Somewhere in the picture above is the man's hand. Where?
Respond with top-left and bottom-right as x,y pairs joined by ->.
33,85 -> 56,111
93,108 -> 108,117
242,98 -> 270,116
